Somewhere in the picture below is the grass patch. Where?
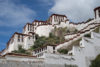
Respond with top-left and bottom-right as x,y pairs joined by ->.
12,45 -> 31,55
57,49 -> 68,54
30,33 -> 65,50
84,33 -> 91,38
94,27 -> 100,33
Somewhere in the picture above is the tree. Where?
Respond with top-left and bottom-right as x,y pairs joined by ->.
30,27 -> 69,50
30,32 -> 65,50
33,36 -> 47,49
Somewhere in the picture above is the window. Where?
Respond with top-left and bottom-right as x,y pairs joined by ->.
53,46 -> 55,50
38,55 -> 39,57
30,25 -> 32,31
22,35 -> 24,42
63,17 -> 64,21
35,51 -> 36,54
69,53 -> 73,55
33,36 -> 34,39
61,17 -> 63,21
40,49 -> 41,52
37,50 -> 39,53
45,46 -> 47,50
18,35 -> 20,42
42,48 -> 43,51
99,9 -> 100,17
28,25 -> 29,31
54,16 -> 55,22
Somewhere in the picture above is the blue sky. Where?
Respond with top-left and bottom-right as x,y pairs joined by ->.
0,0 -> 100,51
0,0 -> 54,51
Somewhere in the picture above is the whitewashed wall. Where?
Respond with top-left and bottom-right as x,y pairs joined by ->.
24,36 -> 34,50
35,25 -> 54,37
4,55 -> 44,62
95,10 -> 99,19
42,32 -> 100,67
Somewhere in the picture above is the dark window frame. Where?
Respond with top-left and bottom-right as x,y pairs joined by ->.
53,46 -> 55,50
22,35 -> 24,42
99,9 -> 100,17
18,35 -> 20,42
28,24 -> 29,31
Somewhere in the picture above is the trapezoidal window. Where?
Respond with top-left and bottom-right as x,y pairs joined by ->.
22,35 -> 24,42
18,35 -> 20,42
99,9 -> 100,17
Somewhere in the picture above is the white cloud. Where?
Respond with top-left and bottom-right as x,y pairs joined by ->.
0,0 -> 36,27
49,0 -> 100,22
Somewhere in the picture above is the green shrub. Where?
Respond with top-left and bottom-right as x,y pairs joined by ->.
12,45 -> 31,55
30,32 -> 65,50
84,33 -> 91,37
94,27 -> 99,33
90,54 -> 100,67
65,64 -> 78,67
31,27 -> 78,50
58,49 -> 68,54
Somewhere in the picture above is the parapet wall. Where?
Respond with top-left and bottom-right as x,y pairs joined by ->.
0,59 -> 72,67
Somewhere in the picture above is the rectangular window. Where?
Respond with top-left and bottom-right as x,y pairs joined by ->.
53,46 -> 55,50
45,46 -> 47,50
99,9 -> 100,17
22,35 -> 24,42
42,48 -> 43,51
38,55 -> 39,57
40,49 -> 41,52
18,35 -> 20,42
54,16 -> 56,22
28,25 -> 29,31
35,51 -> 36,54
30,25 -> 31,31
33,36 -> 34,39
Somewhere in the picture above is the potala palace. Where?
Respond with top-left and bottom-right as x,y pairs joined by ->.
0,6 -> 100,67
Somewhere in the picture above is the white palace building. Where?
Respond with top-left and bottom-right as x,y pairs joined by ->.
0,6 -> 100,67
